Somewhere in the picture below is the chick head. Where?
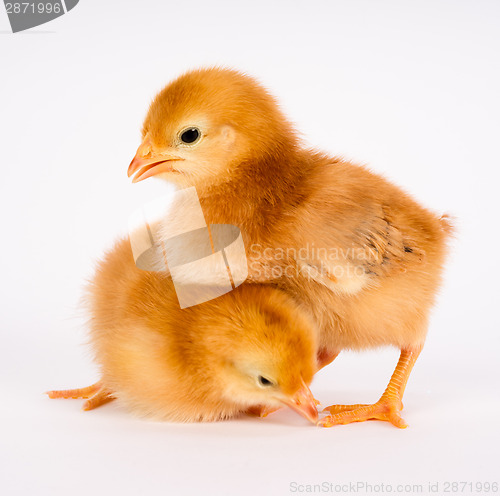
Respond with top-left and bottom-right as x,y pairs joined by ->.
128,67 -> 297,189
199,285 -> 318,423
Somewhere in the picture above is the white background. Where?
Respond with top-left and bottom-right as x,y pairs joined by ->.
1,1 -> 499,495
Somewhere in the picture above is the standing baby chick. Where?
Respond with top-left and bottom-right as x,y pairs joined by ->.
47,239 -> 318,424
128,67 -> 452,428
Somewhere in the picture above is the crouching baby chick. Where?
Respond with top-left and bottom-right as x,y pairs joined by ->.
47,239 -> 319,424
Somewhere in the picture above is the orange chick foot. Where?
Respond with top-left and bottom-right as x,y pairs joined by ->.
45,381 -> 114,411
318,397 -> 407,428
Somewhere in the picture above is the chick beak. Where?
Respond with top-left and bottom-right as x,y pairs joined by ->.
282,378 -> 318,424
128,138 -> 183,183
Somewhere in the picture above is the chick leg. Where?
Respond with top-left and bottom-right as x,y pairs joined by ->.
246,405 -> 281,418
46,381 -> 114,411
319,347 -> 421,428
317,349 -> 340,371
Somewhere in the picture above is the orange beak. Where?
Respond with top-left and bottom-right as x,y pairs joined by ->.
282,378 -> 318,424
128,138 -> 184,183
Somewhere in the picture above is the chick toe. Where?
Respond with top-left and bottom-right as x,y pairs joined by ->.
45,382 -> 101,400
82,387 -> 114,411
321,404 -> 370,414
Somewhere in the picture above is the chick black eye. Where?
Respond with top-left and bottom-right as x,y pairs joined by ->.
180,127 -> 200,144
258,376 -> 274,387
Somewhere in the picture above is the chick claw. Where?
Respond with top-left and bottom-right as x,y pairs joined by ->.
318,397 -> 407,429
45,381 -> 114,411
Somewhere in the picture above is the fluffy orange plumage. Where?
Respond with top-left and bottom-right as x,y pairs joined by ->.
127,67 -> 452,427
47,239 -> 319,424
